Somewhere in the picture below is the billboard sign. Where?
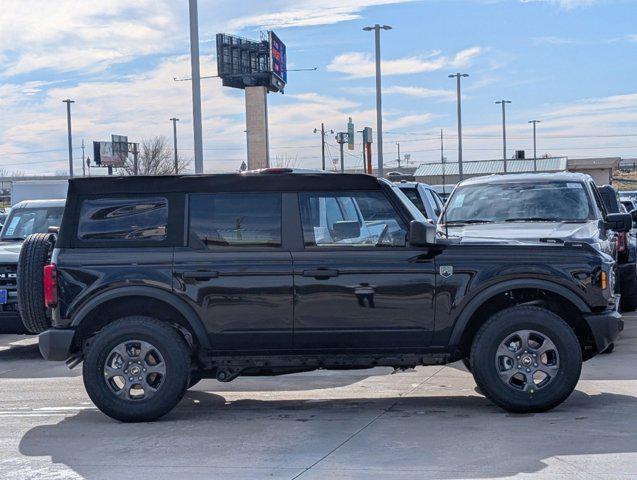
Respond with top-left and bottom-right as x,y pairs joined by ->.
268,31 -> 287,85
93,141 -> 125,167
347,118 -> 355,150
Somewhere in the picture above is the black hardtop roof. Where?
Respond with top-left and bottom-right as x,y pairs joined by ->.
68,172 -> 382,195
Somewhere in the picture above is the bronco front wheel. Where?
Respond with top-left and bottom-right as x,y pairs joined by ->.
83,316 -> 190,422
470,306 -> 582,413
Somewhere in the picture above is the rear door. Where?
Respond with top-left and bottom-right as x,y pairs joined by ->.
172,192 -> 293,351
291,189 -> 436,350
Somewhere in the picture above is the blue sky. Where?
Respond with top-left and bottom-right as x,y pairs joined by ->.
1,0 -> 636,175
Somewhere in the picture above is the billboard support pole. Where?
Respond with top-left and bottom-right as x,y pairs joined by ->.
189,0 -> 204,174
132,143 -> 139,175
245,86 -> 270,170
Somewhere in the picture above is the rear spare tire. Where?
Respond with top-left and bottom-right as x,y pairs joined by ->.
17,233 -> 56,334
470,306 -> 582,413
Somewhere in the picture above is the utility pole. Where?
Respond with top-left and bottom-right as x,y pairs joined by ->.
496,100 -> 512,172
529,120 -> 541,172
321,123 -> 326,171
448,73 -> 468,181
441,129 -> 446,194
132,142 -> 139,176
336,132 -> 346,173
171,117 -> 180,174
62,99 -> 74,177
189,0 -> 204,174
363,24 -> 392,178
81,139 -> 86,176
396,142 -> 401,168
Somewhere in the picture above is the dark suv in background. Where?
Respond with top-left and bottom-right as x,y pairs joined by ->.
22,172 -> 623,422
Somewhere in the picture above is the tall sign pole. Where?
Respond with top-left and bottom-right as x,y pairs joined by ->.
496,100 -> 512,172
63,99 -> 74,177
529,120 -> 541,172
448,73 -> 468,181
321,123 -> 326,171
189,0 -> 204,174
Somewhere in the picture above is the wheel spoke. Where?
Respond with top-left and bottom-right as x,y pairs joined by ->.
535,337 -> 557,357
145,363 -> 166,376
497,367 -> 517,383
103,365 -> 121,379
517,330 -> 531,351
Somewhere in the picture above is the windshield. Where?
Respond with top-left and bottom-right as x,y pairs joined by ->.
443,181 -> 594,224
1,206 -> 64,240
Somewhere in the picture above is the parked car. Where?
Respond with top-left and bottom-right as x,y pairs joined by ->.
26,172 -> 622,422
620,197 -> 637,215
395,181 -> 445,222
598,185 -> 637,311
0,199 -> 65,333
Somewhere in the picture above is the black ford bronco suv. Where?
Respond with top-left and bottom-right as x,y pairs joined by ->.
22,171 -> 624,422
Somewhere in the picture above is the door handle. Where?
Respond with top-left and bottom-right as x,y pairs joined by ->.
302,268 -> 339,279
182,271 -> 219,280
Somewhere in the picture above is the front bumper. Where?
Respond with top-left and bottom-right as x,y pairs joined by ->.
583,305 -> 624,354
39,328 -> 75,361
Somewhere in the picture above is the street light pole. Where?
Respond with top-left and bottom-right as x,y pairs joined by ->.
62,99 -> 75,177
188,0 -> 204,174
170,117 -> 180,174
529,120 -> 541,172
448,73 -> 468,181
495,100 -> 512,172
363,24 -> 392,179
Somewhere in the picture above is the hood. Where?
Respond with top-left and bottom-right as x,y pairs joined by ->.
440,221 -> 599,244
0,241 -> 23,263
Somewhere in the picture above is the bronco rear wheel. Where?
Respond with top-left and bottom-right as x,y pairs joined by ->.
17,233 -> 56,333
470,306 -> 582,413
83,316 -> 190,422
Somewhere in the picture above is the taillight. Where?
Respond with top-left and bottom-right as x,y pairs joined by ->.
43,264 -> 58,308
617,233 -> 627,253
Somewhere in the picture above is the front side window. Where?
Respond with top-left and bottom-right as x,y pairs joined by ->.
443,181 -> 594,224
189,193 -> 282,248
299,191 -> 407,247
1,206 -> 64,240
78,197 -> 168,241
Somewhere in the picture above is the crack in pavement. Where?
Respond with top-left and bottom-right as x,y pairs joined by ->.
289,366 -> 447,480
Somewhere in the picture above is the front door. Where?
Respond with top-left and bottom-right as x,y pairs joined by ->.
173,192 -> 293,351
292,190 -> 436,350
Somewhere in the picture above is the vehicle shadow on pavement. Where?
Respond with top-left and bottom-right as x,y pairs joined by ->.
0,336 -> 80,379
17,390 -> 637,479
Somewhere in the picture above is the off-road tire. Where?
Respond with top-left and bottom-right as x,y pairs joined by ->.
17,233 -> 56,333
620,265 -> 637,312
461,358 -> 472,373
83,316 -> 191,422
188,372 -> 203,389
470,306 -> 582,413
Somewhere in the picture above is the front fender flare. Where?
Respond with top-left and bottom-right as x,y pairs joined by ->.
448,278 -> 591,346
70,286 -> 211,349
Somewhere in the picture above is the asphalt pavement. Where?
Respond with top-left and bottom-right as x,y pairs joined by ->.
0,315 -> 635,479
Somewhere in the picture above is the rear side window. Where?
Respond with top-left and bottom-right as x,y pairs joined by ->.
78,197 -> 168,242
189,193 -> 282,248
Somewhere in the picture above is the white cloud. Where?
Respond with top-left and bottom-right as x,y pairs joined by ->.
520,0 -> 599,9
344,85 -> 456,101
0,1 -> 178,77
327,47 -> 484,78
228,0 -> 415,30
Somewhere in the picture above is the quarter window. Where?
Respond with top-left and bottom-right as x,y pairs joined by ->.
299,191 -> 407,247
189,193 -> 282,248
78,197 -> 168,241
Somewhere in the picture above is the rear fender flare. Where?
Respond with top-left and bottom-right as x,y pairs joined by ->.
70,286 -> 211,349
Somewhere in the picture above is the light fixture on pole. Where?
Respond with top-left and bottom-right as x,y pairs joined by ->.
363,24 -> 392,179
528,120 -> 541,172
62,99 -> 75,177
448,73 -> 469,181
170,118 -> 180,174
495,100 -> 512,172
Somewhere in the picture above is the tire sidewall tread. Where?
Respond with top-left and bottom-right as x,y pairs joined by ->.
82,316 -> 191,422
470,305 -> 582,413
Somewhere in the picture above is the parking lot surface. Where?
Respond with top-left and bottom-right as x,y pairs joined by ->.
0,316 -> 635,480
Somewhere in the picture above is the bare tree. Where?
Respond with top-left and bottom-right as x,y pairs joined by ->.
272,153 -> 300,169
118,136 -> 190,175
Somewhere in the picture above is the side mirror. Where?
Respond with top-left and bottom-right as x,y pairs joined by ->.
332,220 -> 360,240
408,220 -> 437,246
605,213 -> 632,233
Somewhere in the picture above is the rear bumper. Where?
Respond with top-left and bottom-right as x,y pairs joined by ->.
583,305 -> 624,354
39,328 -> 75,361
